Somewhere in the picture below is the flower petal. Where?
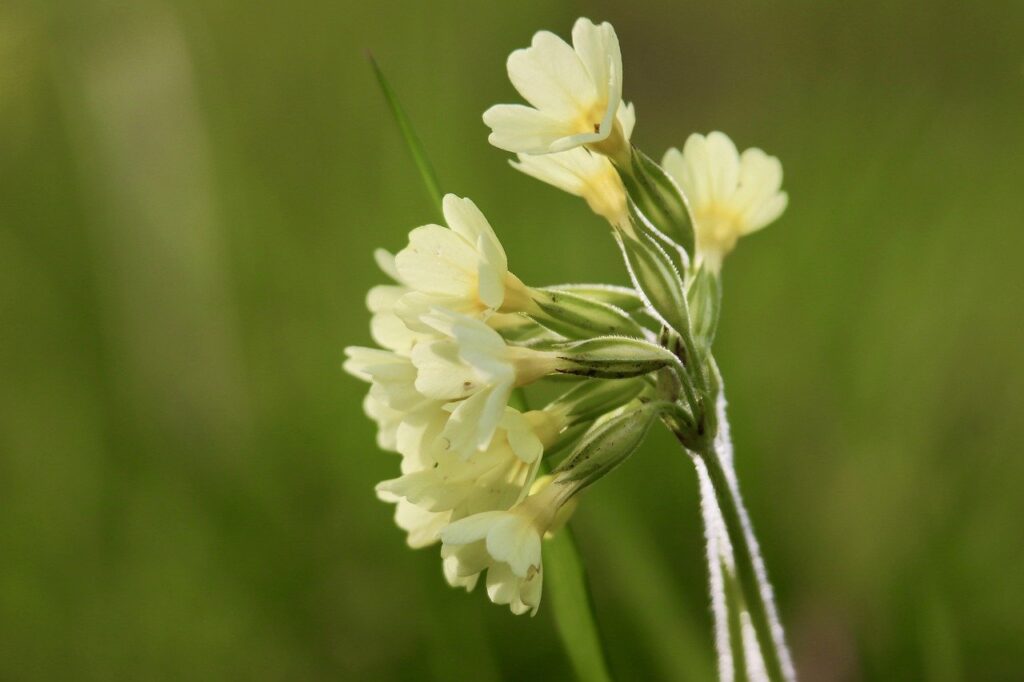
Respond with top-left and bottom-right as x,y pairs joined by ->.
617,100 -> 636,142
572,18 -> 621,135
393,500 -> 449,549
483,104 -> 572,154
486,513 -> 541,578
518,567 -> 543,616
441,511 -> 504,545
476,233 -> 507,311
705,131 -> 740,204
373,248 -> 402,282
485,561 -> 521,606
443,553 -> 480,591
503,410 -> 544,463
395,225 -> 477,298
411,339 -> 479,400
507,30 -> 594,118
511,150 -> 591,196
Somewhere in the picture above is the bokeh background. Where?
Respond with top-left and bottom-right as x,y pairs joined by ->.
3,0 -> 1023,679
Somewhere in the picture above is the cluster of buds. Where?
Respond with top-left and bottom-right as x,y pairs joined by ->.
346,17 -> 787,616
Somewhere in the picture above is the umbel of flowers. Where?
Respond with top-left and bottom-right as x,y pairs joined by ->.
347,16 -> 794,682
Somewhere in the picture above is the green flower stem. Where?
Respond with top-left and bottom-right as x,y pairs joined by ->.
678,327 -> 709,395
690,437 -> 792,682
655,352 -> 704,430
723,566 -> 749,682
666,323 -> 711,428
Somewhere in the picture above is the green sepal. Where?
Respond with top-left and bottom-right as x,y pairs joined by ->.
552,401 -> 664,491
616,146 -> 695,257
530,287 -> 645,340
489,313 -> 559,344
541,421 -> 594,467
553,336 -> 677,379
615,225 -> 690,337
545,283 -> 645,312
548,378 -> 648,425
686,266 -> 722,357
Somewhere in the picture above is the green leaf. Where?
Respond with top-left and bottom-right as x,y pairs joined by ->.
545,525 -> 614,682
582,501 -> 716,681
368,54 -> 444,218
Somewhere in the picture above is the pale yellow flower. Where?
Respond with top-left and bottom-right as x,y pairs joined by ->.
364,249 -> 434,356
375,405 -> 562,551
361,393 -> 403,452
378,492 -> 451,549
394,194 -> 533,328
662,132 -> 787,269
377,408 -> 560,518
410,308 -> 559,458
511,103 -> 635,227
343,347 -> 429,414
344,344 -> 457,457
439,478 -> 573,615
484,18 -> 627,159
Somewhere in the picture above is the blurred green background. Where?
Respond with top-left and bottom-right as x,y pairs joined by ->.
2,0 -> 1023,679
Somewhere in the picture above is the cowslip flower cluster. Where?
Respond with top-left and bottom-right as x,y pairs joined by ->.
348,16 -> 789,632
345,192 -> 668,614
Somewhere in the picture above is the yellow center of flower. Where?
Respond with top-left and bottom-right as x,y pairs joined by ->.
572,100 -> 608,136
585,114 -> 630,165
524,411 -> 564,449
499,272 -> 539,314
694,203 -> 746,267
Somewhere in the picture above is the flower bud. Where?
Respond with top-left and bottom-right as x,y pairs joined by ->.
553,336 -> 676,379
546,284 -> 643,313
528,287 -> 644,339
686,266 -> 722,356
551,401 -> 665,491
547,377 -> 647,424
615,147 -> 695,255
615,228 -> 689,336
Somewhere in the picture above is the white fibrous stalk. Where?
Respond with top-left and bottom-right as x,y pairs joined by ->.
695,455 -> 735,682
710,385 -> 797,681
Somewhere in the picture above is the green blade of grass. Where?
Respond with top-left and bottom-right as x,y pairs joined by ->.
545,525 -> 614,682
370,62 -> 613,682
582,498 -> 716,681
368,54 -> 444,218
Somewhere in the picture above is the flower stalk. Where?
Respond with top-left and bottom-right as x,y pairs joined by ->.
685,432 -> 795,682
